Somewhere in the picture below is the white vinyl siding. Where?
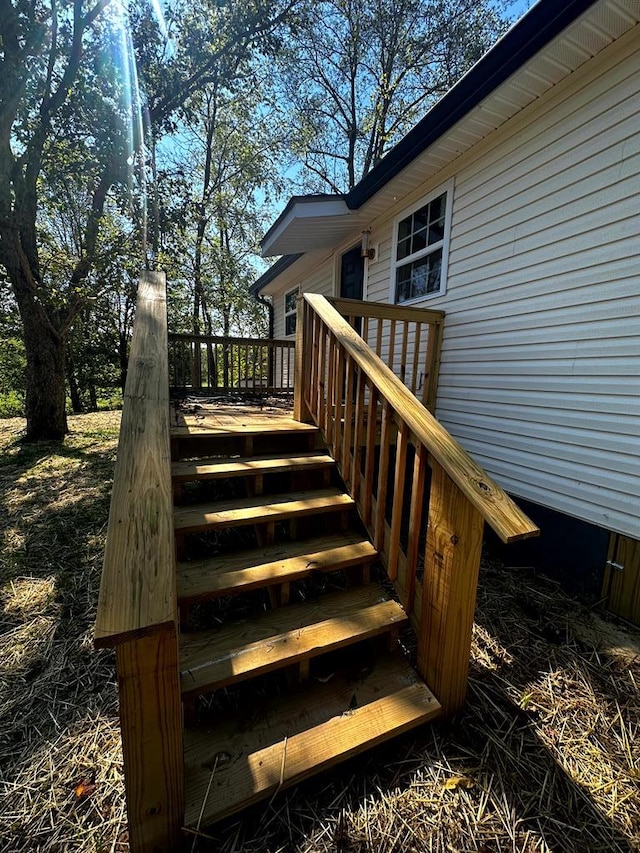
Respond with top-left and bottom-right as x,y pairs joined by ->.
365,28 -> 640,538
272,265 -> 334,339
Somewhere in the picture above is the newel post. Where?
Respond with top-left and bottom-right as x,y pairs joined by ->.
417,460 -> 484,716
115,628 -> 184,853
294,295 -> 314,423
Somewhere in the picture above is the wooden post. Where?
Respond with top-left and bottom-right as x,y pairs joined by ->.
417,461 -> 484,716
191,339 -> 201,389
116,628 -> 184,853
294,296 -> 313,423
423,319 -> 443,413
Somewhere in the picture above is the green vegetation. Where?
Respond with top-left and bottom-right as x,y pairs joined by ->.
0,0 -> 511,436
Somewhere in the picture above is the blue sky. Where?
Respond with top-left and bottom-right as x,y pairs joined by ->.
503,0 -> 535,24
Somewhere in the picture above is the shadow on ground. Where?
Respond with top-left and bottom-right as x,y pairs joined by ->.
193,558 -> 640,853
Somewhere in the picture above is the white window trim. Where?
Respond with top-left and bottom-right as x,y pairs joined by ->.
389,177 -> 454,306
284,286 -> 299,337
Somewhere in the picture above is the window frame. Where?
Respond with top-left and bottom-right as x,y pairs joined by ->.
390,178 -> 454,306
284,286 -> 299,337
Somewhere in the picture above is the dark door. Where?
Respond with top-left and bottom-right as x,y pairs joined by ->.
340,246 -> 365,300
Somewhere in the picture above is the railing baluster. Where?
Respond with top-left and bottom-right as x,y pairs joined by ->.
388,320 -> 396,373
388,420 -> 409,582
325,337 -> 336,444
411,322 -> 422,395
362,385 -> 378,526
400,321 -> 409,384
341,355 -> 355,488
317,322 -> 327,426
310,313 -> 320,412
375,317 -> 383,358
333,347 -> 345,464
374,400 -> 392,552
405,443 -> 428,616
351,367 -> 365,504
294,293 -> 537,723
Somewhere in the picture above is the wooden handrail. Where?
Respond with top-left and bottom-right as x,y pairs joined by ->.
95,272 -> 177,647
94,271 -> 183,853
328,296 -> 445,324
303,293 -> 537,544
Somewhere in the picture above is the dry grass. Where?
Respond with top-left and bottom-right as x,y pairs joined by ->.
1,410 -> 639,852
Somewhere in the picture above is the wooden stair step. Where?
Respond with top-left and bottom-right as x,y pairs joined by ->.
177,533 -> 378,603
170,418 -> 319,439
183,653 -> 441,827
173,488 -> 354,534
172,452 -> 334,483
179,584 -> 407,696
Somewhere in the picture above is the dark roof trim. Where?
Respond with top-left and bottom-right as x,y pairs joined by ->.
251,254 -> 304,296
261,194 -> 346,249
346,0 -> 599,209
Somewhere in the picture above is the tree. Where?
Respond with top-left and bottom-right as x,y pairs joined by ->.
0,0 -> 296,440
278,0 -> 509,192
156,53 -> 288,339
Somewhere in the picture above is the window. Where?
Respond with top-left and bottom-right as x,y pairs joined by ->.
284,287 -> 299,336
392,181 -> 453,304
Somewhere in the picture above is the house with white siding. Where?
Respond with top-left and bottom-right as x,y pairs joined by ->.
252,0 -> 640,617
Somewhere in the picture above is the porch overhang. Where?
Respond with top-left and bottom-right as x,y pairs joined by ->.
261,195 -> 365,257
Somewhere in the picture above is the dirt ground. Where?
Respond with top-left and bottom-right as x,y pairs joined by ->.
0,410 -> 638,853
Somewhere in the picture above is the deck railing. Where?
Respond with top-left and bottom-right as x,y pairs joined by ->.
328,297 -> 444,412
295,293 -> 539,715
168,332 -> 295,394
95,272 -> 183,852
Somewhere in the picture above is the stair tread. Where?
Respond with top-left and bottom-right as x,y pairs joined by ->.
183,653 -> 441,827
172,452 -> 334,482
171,417 -> 318,438
179,584 -> 407,695
177,533 -> 378,602
173,488 -> 354,533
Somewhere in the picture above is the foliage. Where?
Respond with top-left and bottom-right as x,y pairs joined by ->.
0,0 -> 296,435
278,0 -> 509,192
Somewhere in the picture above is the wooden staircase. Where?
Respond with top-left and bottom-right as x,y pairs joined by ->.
95,273 -> 539,853
170,416 -> 441,828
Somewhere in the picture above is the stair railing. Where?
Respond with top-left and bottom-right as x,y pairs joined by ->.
95,271 -> 183,853
327,296 -> 444,412
295,293 -> 539,715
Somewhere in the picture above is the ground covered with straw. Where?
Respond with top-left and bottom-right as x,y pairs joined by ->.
0,411 -> 639,852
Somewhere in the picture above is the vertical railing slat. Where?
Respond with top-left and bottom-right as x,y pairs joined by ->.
405,443 -> 428,616
387,420 -> 409,581
374,401 -> 392,552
